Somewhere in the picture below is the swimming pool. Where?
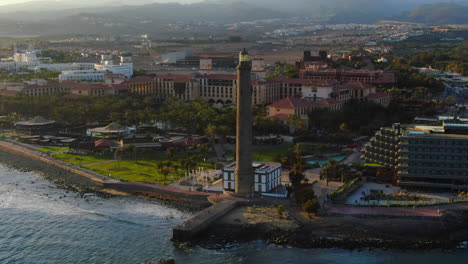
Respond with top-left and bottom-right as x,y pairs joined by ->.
306,155 -> 346,166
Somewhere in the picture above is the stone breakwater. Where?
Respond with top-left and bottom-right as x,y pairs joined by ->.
173,200 -> 239,241
0,140 -> 210,209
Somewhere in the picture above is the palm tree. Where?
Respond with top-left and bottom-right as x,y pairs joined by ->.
288,115 -> 305,134
160,168 -> 170,185
289,163 -> 305,186
216,125 -> 230,151
292,144 -> 304,164
166,147 -> 176,160
124,144 -> 137,161
8,112 -> 21,136
198,143 -> 209,161
320,159 -> 344,186
205,124 -> 217,151
156,163 -> 164,173
114,149 -> 122,169
181,157 -> 196,175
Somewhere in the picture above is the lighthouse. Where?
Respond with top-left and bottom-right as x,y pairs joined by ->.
234,49 -> 254,196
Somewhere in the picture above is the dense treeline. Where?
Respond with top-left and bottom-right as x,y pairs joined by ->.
389,57 -> 445,94
0,95 -> 288,138
308,99 -> 426,135
0,69 -> 60,82
396,45 -> 468,75
0,95 -> 158,126
41,49 -> 83,63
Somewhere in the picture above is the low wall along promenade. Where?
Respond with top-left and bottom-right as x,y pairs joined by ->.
0,140 -> 211,208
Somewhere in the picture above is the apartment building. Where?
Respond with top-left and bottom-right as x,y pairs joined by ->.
362,123 -> 468,191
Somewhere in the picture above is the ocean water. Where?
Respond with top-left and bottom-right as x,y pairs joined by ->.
0,164 -> 467,264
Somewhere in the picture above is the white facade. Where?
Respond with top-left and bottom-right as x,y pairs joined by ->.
1,48 -> 133,79
302,85 -> 333,100
222,162 -> 282,193
13,45 -> 39,63
252,58 -> 266,79
32,63 -> 95,72
159,50 -> 192,64
0,62 -> 16,71
94,56 -> 133,78
59,70 -> 107,82
199,58 -> 213,75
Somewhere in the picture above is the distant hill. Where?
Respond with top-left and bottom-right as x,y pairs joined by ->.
229,0 -> 468,23
1,0 -> 467,36
0,1 -> 284,21
0,1 -> 287,36
390,3 -> 468,25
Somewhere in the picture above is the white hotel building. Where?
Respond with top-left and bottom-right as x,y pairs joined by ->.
0,47 -> 133,82
59,55 -> 133,82
59,70 -> 108,82
222,162 -> 282,193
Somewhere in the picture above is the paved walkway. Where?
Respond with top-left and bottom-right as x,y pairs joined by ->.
328,205 -> 443,217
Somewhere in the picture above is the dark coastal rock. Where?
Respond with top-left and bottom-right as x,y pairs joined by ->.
157,258 -> 175,264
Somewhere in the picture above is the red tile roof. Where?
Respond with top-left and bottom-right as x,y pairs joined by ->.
268,97 -> 314,109
252,79 -> 278,85
0,90 -> 18,96
157,74 -> 196,83
125,76 -> 154,83
317,98 -> 341,106
270,76 -> 336,85
333,82 -> 374,92
196,74 -> 237,80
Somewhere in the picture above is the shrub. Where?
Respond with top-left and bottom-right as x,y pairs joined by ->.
276,205 -> 285,218
303,198 -> 320,218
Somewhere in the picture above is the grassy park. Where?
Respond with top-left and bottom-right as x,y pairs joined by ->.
252,144 -> 316,162
86,158 -> 215,184
48,150 -> 217,184
36,146 -> 69,154
54,153 -> 112,165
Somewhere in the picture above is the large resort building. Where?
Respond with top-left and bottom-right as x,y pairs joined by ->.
2,49 -> 392,117
362,123 -> 468,191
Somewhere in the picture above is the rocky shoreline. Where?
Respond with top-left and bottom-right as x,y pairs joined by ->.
0,149 -> 207,211
193,224 -> 461,250
187,205 -> 468,251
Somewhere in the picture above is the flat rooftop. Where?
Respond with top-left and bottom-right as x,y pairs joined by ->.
223,162 -> 281,172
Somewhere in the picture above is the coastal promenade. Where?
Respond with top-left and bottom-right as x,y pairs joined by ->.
0,139 -> 212,206
0,139 -> 107,184
328,205 -> 443,217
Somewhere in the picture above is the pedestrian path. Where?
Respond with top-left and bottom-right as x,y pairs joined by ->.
328,205 -> 443,217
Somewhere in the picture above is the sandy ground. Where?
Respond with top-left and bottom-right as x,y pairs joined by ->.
219,205 -> 299,231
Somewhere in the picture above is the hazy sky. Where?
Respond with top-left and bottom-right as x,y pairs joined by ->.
0,0 -> 203,6
0,0 -> 458,6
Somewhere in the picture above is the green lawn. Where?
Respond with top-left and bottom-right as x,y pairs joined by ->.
253,144 -> 315,162
53,150 -> 216,184
85,158 -> 215,184
54,153 -> 112,165
37,146 -> 69,154
0,134 -> 11,139
363,163 -> 384,167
